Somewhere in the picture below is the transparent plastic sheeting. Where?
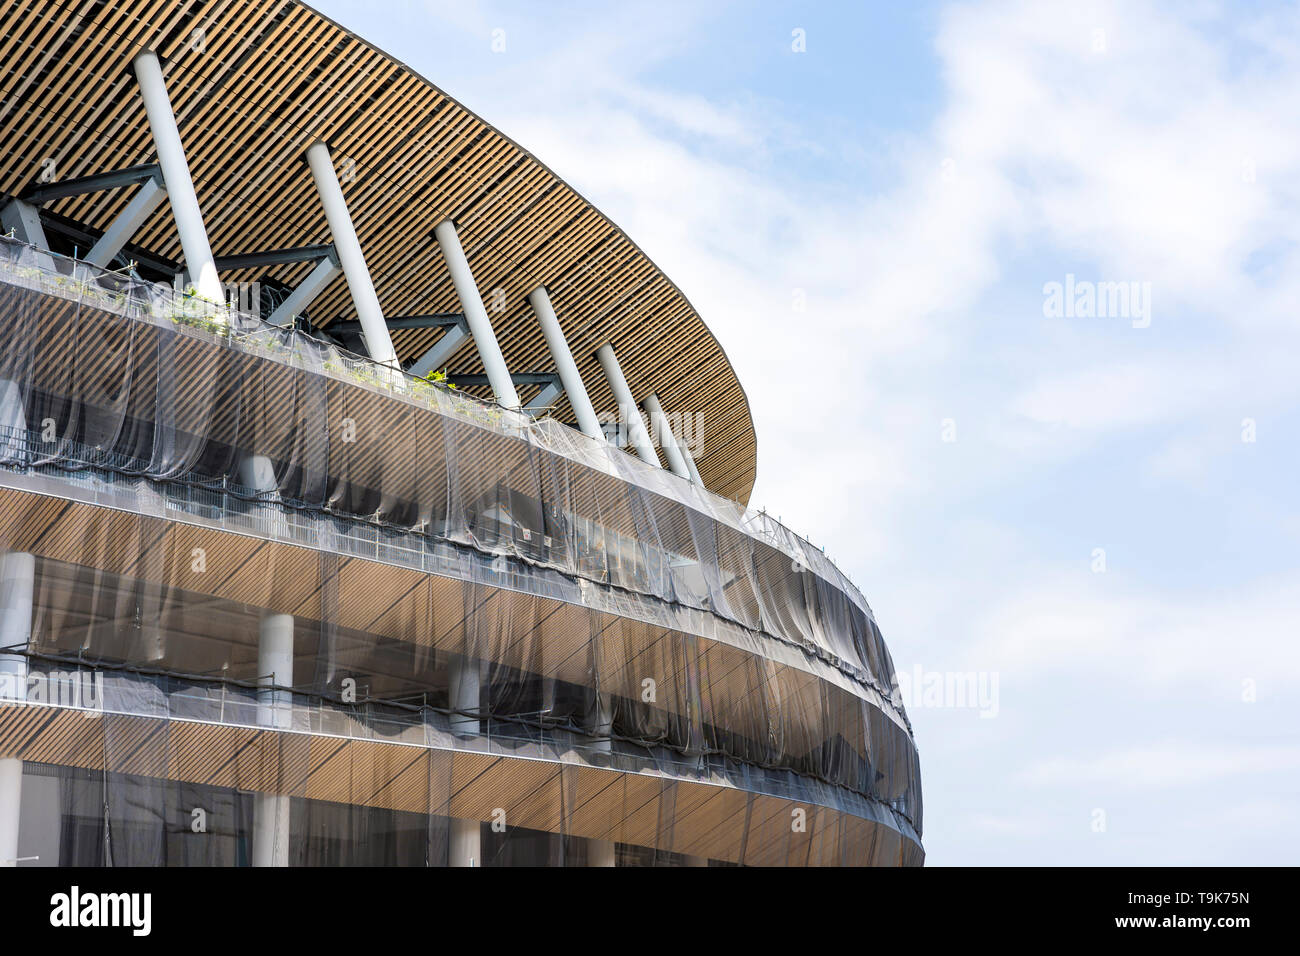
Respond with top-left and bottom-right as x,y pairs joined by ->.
5,668 -> 922,866
0,480 -> 923,853
0,239 -> 922,852
0,239 -> 899,703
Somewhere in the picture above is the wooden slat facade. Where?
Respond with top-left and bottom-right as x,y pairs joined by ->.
0,483 -> 914,765
0,0 -> 758,503
0,701 -> 917,866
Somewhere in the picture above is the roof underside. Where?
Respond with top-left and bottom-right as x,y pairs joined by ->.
0,0 -> 758,504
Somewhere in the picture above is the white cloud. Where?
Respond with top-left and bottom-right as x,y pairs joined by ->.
1009,360 -> 1229,431
966,568 -> 1300,688
1020,743 -> 1300,789
320,0 -> 1300,864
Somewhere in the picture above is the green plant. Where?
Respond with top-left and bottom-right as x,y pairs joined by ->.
162,283 -> 235,336
422,368 -> 457,390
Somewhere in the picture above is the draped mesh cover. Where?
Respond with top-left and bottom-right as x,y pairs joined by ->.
0,239 -> 922,865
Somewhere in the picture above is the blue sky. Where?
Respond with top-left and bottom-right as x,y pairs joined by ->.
312,0 -> 1300,865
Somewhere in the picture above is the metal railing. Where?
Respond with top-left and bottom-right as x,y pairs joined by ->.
5,658 -> 918,833
0,424 -> 911,736
0,235 -> 871,615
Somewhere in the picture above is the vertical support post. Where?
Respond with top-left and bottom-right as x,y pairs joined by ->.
641,393 -> 690,480
526,286 -> 602,439
432,220 -> 520,408
252,612 -> 293,867
449,817 -> 480,867
305,142 -> 399,369
0,380 -> 28,464
447,650 -> 482,865
595,344 -> 660,467
131,51 -> 223,304
0,551 -> 35,867
592,692 -> 613,754
588,838 -> 616,867
448,655 -> 480,736
237,455 -> 276,495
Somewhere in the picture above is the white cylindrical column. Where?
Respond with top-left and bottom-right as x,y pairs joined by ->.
0,379 -> 28,473
0,552 -> 34,700
253,612 -> 293,867
251,791 -> 289,868
588,838 -> 616,867
527,286 -> 602,440
256,613 -> 294,730
449,816 -> 480,867
433,220 -> 520,408
237,452 -> 286,538
595,344 -> 660,467
591,691 -> 613,754
0,759 -> 20,868
305,142 -> 399,369
448,655 -> 481,736
132,51 -> 223,305
237,455 -> 276,495
678,431 -> 704,486
0,551 -> 34,868
642,394 -> 690,480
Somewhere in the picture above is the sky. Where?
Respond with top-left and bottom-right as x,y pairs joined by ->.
310,0 -> 1300,865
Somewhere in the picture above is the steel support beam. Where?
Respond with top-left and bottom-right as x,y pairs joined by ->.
331,312 -> 463,336
406,324 -> 469,378
1,199 -> 54,272
447,371 -> 558,389
432,219 -> 520,408
524,380 -> 562,416
0,199 -> 49,248
84,176 -> 167,268
267,256 -> 342,328
38,211 -> 178,276
214,244 -> 335,272
677,426 -> 704,485
19,163 -> 161,205
598,421 -> 627,447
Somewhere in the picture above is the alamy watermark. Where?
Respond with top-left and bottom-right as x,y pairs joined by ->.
893,664 -> 999,718
1042,274 -> 1151,328
50,886 -> 150,936
599,406 -> 706,457
0,669 -> 105,714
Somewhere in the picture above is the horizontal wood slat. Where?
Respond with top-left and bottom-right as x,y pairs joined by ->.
0,0 -> 757,503
0,702 -> 906,864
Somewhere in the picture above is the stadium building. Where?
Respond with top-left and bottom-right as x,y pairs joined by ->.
0,0 -> 923,866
